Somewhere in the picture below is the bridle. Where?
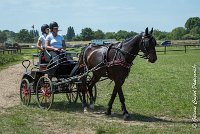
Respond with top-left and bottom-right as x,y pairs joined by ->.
139,34 -> 156,59
111,34 -> 155,60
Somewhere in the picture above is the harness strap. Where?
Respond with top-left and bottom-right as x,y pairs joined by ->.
79,64 -> 86,68
106,60 -> 132,69
105,42 -> 134,69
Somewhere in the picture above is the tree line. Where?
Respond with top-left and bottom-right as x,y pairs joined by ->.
0,17 -> 199,44
0,29 -> 39,43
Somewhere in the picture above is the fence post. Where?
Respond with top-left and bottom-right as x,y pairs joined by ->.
164,46 -> 166,54
184,45 -> 186,53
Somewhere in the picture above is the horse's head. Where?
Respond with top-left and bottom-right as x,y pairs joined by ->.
139,27 -> 157,63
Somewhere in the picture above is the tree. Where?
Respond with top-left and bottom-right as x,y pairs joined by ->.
15,29 -> 34,43
190,26 -> 200,36
182,34 -> 198,40
73,35 -> 83,41
30,30 -> 39,37
66,26 -> 75,41
80,27 -> 94,41
115,30 -> 131,40
185,17 -> 200,31
129,31 -> 138,38
3,30 -> 16,42
170,27 -> 187,40
153,29 -> 169,40
94,29 -> 105,39
35,30 -> 39,37
105,32 -> 116,39
0,30 -> 7,43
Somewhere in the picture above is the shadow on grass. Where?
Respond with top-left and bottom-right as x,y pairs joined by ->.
106,112 -> 200,124
90,105 -> 200,124
29,101 -> 199,125
29,101 -> 83,113
51,101 -> 83,113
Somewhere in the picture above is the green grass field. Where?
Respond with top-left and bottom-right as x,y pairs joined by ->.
0,47 -> 200,133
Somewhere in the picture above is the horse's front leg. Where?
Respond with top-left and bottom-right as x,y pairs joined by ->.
118,87 -> 129,120
106,85 -> 118,115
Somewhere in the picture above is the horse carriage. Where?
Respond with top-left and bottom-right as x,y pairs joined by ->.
20,50 -> 97,110
20,28 -> 157,120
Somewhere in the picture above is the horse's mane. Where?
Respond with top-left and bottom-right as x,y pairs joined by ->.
123,37 -> 132,43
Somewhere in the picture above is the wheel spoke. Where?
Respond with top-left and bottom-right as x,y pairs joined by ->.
20,79 -> 31,106
36,76 -> 53,110
71,93 -> 74,99
40,96 -> 44,103
66,83 -> 78,103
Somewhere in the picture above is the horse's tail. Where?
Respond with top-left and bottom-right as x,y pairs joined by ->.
78,45 -> 90,71
106,43 -> 115,62
78,46 -> 87,60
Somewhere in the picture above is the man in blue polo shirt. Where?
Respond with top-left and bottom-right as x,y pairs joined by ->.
45,21 -> 66,64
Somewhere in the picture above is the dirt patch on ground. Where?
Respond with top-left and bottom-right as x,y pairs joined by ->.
0,63 -> 24,112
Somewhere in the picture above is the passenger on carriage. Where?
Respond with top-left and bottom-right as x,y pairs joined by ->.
36,24 -> 49,63
36,24 -> 49,51
45,21 -> 66,64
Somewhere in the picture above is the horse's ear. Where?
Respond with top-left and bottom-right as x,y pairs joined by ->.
145,27 -> 148,35
150,28 -> 153,34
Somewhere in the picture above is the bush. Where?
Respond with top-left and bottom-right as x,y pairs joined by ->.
182,34 -> 199,40
0,54 -> 22,66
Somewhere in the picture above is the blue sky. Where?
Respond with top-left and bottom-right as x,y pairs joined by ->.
0,0 -> 199,35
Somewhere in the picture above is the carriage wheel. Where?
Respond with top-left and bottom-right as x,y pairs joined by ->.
36,76 -> 54,110
20,78 -> 31,106
66,82 -> 78,103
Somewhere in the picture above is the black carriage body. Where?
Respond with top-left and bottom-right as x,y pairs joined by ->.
20,51 -> 96,110
21,52 -> 79,93
46,60 -> 77,78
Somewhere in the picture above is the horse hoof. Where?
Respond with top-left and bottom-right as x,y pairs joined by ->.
89,104 -> 94,109
83,107 -> 88,113
123,113 -> 130,121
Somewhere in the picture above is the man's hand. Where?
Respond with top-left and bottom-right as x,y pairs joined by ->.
54,48 -> 59,51
59,48 -> 65,52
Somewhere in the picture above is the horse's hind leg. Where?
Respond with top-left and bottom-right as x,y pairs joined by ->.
79,67 -> 88,112
88,74 -> 101,109
82,90 -> 88,112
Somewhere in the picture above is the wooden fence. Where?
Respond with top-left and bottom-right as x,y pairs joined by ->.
157,45 -> 200,54
0,47 -> 21,54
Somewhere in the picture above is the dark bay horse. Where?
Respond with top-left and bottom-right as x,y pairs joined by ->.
78,27 -> 157,120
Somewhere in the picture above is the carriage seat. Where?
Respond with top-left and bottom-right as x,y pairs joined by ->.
39,49 -> 52,70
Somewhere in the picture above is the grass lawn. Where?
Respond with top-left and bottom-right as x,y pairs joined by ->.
0,47 -> 200,133
0,49 -> 35,70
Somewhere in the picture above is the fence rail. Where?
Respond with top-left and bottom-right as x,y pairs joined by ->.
157,45 -> 200,54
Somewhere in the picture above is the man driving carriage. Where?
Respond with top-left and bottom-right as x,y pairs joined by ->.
45,21 -> 66,63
